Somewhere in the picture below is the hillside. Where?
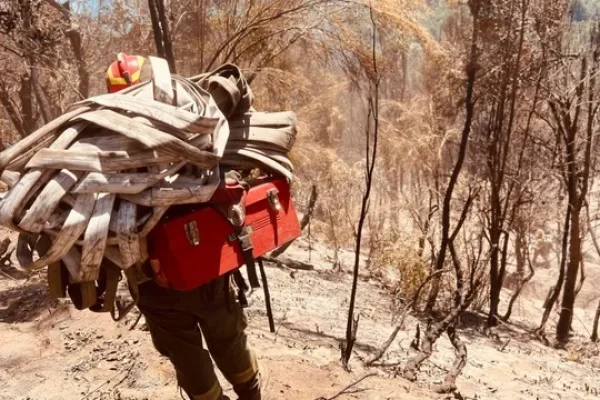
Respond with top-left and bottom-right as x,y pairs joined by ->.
4,1 -> 600,399
2,234 -> 600,400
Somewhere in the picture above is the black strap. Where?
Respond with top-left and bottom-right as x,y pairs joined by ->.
208,191 -> 261,290
233,269 -> 249,308
258,258 -> 275,333
111,266 -> 140,321
237,227 -> 261,289
90,260 -> 122,313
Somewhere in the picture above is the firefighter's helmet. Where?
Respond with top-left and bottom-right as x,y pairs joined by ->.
106,52 -> 146,93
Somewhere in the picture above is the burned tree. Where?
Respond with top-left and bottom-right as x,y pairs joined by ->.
0,0 -> 67,140
148,0 -> 177,72
535,13 -> 600,342
400,0 -> 485,392
341,2 -> 380,368
470,0 -> 542,328
425,0 -> 480,315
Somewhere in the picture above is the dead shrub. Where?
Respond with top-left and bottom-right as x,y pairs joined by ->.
370,232 -> 428,299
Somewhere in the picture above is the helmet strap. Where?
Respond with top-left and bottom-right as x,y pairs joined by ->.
122,70 -> 132,85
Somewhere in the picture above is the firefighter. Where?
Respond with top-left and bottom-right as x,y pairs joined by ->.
532,228 -> 552,269
106,53 -> 262,400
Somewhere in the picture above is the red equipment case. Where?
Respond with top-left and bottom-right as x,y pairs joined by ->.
146,178 -> 301,291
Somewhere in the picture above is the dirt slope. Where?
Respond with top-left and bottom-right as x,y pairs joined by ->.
1,237 -> 600,400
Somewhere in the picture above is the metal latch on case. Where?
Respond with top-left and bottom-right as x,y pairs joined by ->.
228,226 -> 253,242
184,221 -> 200,246
228,203 -> 246,228
267,188 -> 281,212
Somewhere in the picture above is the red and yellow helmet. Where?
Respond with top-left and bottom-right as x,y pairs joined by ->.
106,52 -> 146,93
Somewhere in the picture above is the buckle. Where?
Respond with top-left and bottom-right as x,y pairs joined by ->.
238,228 -> 254,251
184,221 -> 200,246
228,225 -> 253,243
228,203 -> 246,227
267,189 -> 281,212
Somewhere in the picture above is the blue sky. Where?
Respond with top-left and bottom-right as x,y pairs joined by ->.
72,0 -> 108,17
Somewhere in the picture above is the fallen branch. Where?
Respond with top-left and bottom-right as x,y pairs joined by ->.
0,266 -> 18,281
499,337 -> 511,352
113,361 -> 136,388
367,268 -> 449,366
79,361 -> 136,400
369,360 -> 402,368
315,372 -> 377,400
262,256 -> 314,271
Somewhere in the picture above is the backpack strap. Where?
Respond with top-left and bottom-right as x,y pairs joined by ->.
232,269 -> 249,308
111,266 -> 140,321
47,261 -> 68,299
67,281 -> 98,310
89,260 -> 122,313
233,223 -> 261,290
211,177 -> 261,291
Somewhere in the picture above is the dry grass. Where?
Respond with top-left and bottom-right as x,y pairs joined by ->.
370,230 -> 429,299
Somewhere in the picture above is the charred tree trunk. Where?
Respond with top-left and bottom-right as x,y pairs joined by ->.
483,0 -> 530,328
30,65 -> 53,123
0,83 -> 26,138
515,221 -> 526,276
501,223 -> 535,322
402,3 -> 482,388
368,268 -> 448,366
537,206 -> 570,334
417,193 -> 435,258
575,258 -> 586,297
591,300 -> 600,342
555,46 -> 598,342
403,322 -> 437,382
489,230 -> 511,323
342,5 -> 380,367
433,326 -> 467,394
556,205 -> 581,341
155,0 -> 176,73
425,36 -> 478,312
45,0 -> 89,98
488,225 -> 502,326
148,0 -> 177,73
65,21 -> 89,98
148,0 -> 165,58
19,75 -> 33,133
404,279 -> 477,384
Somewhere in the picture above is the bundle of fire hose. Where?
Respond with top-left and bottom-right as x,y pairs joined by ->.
0,57 -> 296,314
